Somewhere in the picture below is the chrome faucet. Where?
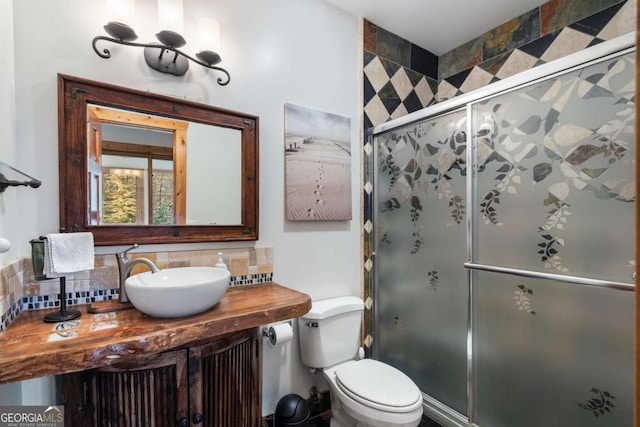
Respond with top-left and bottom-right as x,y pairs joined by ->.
116,244 -> 160,303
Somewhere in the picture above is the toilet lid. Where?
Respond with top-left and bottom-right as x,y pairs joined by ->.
334,359 -> 421,411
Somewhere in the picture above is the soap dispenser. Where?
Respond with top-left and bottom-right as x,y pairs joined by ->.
215,252 -> 228,270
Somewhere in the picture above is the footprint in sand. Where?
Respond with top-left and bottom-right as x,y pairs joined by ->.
315,199 -> 325,205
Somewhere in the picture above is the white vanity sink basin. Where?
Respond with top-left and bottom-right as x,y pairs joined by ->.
125,267 -> 230,318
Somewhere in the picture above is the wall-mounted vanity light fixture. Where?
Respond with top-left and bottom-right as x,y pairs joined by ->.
0,161 -> 42,193
92,22 -> 230,85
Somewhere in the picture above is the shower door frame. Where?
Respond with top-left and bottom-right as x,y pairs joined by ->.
370,32 -> 636,427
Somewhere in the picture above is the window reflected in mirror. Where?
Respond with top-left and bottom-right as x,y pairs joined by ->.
100,156 -> 175,225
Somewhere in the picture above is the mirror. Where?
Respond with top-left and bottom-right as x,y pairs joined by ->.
58,74 -> 259,245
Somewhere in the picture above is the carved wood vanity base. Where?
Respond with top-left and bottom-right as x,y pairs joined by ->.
0,283 -> 311,385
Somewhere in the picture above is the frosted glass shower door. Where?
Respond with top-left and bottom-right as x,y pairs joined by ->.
375,109 -> 468,415
470,51 -> 635,426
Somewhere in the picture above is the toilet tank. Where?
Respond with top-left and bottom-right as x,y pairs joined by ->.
298,296 -> 364,368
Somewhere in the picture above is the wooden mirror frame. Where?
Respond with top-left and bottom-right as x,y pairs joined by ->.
58,74 -> 259,245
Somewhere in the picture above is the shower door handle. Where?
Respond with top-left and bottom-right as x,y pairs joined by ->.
464,262 -> 635,291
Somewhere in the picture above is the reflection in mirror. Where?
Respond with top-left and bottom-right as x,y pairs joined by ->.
59,74 -> 258,245
86,105 -> 242,226
186,124 -> 242,225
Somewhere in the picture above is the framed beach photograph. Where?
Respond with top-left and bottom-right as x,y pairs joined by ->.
284,103 -> 352,221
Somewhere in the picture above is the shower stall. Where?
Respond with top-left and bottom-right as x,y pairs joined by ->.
371,35 -> 636,427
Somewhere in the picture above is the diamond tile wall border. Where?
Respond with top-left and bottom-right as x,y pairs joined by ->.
438,1 -> 632,98
362,21 -> 440,356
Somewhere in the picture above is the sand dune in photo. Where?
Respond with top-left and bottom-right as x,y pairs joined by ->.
285,135 -> 352,221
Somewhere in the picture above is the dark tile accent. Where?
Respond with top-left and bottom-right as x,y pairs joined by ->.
405,67 -> 426,87
410,44 -> 438,80
477,51 -> 510,76
363,19 -> 377,53
599,0 -> 626,8
376,25 -> 411,68
444,67 -> 474,90
438,37 -> 483,80
363,112 -> 373,131
363,191 -> 372,224
518,30 -> 559,59
533,59 -> 547,68
229,273 -> 273,287
364,74 -> 377,106
540,0 -> 625,35
482,8 -> 541,60
403,90 -> 423,114
426,78 -> 438,104
587,37 -> 606,48
378,81 -> 402,115
379,57 -> 401,80
363,50 -> 377,68
569,1 -> 626,36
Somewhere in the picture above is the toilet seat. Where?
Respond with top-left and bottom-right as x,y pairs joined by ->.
333,359 -> 422,413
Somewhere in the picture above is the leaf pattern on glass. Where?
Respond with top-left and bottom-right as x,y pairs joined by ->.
533,162 -> 553,183
380,232 -> 391,245
514,115 -> 542,135
393,316 -> 405,331
536,234 -> 567,272
514,284 -> 536,315
377,111 -> 467,259
427,270 -> 439,291
577,388 -> 616,418
565,144 -> 608,166
449,195 -> 465,225
380,197 -> 401,212
383,154 -> 401,191
480,189 -> 501,225
410,229 -> 424,255
410,196 -> 422,226
475,53 -> 635,274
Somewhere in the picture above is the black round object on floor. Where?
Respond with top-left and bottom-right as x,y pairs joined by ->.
274,393 -> 310,427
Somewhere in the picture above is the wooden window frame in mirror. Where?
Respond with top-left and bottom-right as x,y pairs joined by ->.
58,74 -> 259,245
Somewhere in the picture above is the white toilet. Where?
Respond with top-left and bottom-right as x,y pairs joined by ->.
298,296 -> 423,427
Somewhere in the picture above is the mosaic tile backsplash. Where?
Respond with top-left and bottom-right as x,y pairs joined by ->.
0,247 -> 273,332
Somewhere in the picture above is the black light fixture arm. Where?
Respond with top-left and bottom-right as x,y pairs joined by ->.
92,27 -> 230,86
0,161 -> 42,193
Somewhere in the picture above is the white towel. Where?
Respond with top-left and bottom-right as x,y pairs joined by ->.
43,232 -> 95,277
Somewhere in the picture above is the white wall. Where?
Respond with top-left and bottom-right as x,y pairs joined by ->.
0,0 -> 24,406
4,0 -> 361,415
0,0 -> 19,266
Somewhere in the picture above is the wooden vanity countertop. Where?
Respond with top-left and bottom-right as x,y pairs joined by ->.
0,282 -> 311,384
